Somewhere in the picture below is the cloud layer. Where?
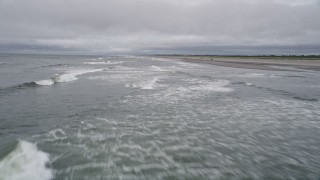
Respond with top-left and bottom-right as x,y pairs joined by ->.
0,0 -> 319,53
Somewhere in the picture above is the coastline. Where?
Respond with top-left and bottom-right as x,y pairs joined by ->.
157,55 -> 320,71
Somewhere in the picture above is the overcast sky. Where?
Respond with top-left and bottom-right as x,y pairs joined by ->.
0,0 -> 320,54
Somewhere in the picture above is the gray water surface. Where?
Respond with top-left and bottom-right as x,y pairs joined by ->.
0,54 -> 319,180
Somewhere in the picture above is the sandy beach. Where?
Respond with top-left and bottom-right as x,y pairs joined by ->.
159,55 -> 320,71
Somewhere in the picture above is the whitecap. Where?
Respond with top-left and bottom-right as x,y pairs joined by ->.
84,62 -> 106,65
141,77 -> 159,90
153,79 -> 233,101
0,140 -> 53,180
48,129 -> 66,141
128,77 -> 160,90
53,73 -> 78,83
34,79 -> 54,86
84,61 -> 123,65
150,65 -> 171,72
190,79 -> 233,92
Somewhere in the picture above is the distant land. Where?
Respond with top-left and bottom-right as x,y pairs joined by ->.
154,54 -> 320,60
1,45 -> 319,56
154,54 -> 320,71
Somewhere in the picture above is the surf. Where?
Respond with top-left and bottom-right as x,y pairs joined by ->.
34,68 -> 105,86
0,140 -> 53,180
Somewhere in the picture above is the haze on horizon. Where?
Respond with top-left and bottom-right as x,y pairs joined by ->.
0,0 -> 320,54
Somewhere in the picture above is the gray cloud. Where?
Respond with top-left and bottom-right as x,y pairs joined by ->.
0,0 -> 319,53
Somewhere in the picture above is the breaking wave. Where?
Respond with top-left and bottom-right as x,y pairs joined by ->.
35,69 -> 104,86
34,80 -> 55,86
39,64 -> 69,68
150,65 -> 173,72
0,69 -> 105,93
182,79 -> 233,93
239,73 -> 279,78
0,140 -> 53,180
84,61 -> 123,65
126,77 -> 160,90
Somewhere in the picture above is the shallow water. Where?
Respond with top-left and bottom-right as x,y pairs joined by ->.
0,54 -> 319,180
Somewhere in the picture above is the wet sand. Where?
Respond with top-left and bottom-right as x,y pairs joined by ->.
159,56 -> 320,71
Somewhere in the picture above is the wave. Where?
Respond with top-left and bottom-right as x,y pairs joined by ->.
150,65 -> 172,72
192,79 -> 233,92
0,140 -> 53,180
0,69 -> 105,93
36,68 -> 104,86
40,64 -> 69,68
126,77 -> 160,90
34,80 -> 55,86
239,73 -> 280,78
84,61 -> 123,65
262,87 -> 318,102
140,77 -> 159,90
232,82 -> 254,86
232,81 -> 318,101
0,82 -> 38,91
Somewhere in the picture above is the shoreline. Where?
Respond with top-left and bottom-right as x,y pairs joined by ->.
157,55 -> 320,71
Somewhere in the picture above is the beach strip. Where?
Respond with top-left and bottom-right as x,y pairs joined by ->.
158,55 -> 320,71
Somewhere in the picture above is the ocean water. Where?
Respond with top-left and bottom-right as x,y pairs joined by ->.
0,54 -> 319,180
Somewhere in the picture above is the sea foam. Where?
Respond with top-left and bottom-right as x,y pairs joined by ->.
189,79 -> 233,92
127,77 -> 160,90
0,140 -> 53,180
